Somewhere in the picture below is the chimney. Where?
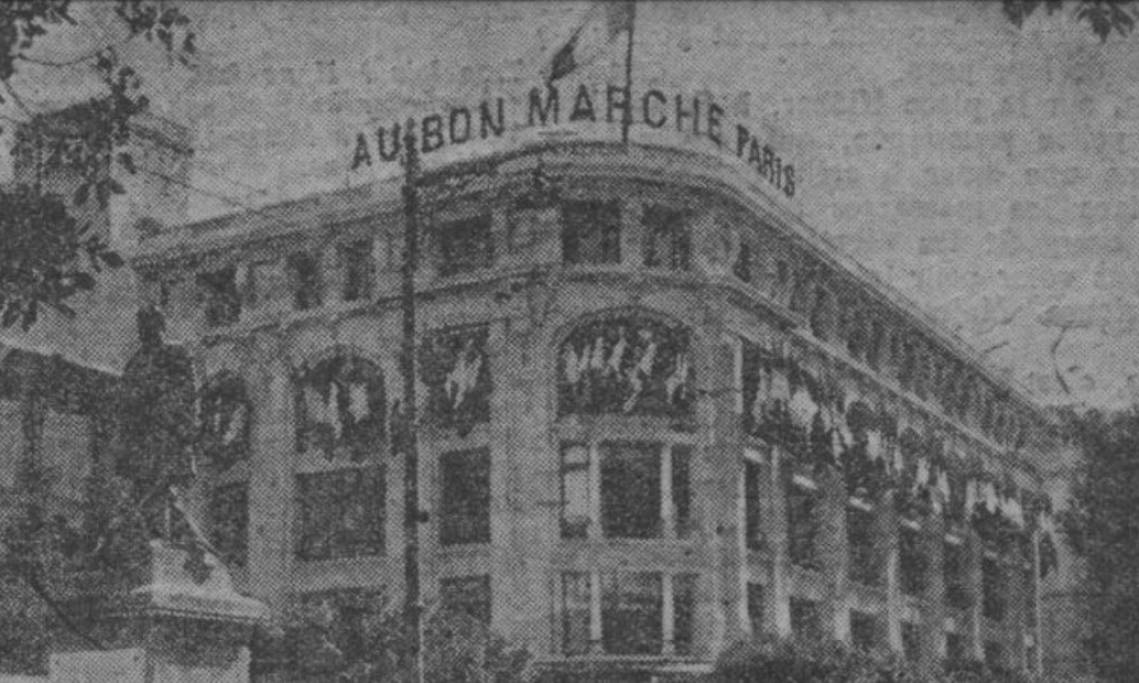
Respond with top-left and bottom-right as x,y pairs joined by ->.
11,104 -> 193,250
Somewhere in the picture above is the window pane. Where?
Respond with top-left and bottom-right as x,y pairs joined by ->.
672,573 -> 697,655
341,239 -> 373,302
901,622 -> 921,662
297,467 -> 384,560
642,205 -> 690,271
601,572 -> 662,655
440,449 -> 491,546
439,214 -> 493,275
745,459 -> 763,549
789,598 -> 821,641
787,485 -> 819,569
209,482 -> 248,568
899,526 -> 927,596
672,445 -> 692,538
288,252 -> 323,311
561,200 -> 621,265
850,611 -> 883,652
982,557 -> 1006,621
440,575 -> 492,625
847,506 -> 881,587
944,542 -> 970,609
747,582 -> 765,635
561,572 -> 591,656
601,442 -> 661,539
198,266 -> 241,327
945,632 -> 967,663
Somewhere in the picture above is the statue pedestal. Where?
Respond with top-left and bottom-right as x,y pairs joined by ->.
49,542 -> 268,683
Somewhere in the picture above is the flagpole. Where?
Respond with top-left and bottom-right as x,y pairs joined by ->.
621,1 -> 636,145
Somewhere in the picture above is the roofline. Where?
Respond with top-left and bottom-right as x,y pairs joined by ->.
134,138 -> 1051,426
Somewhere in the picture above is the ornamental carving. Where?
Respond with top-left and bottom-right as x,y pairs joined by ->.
198,374 -> 250,471
293,354 -> 386,461
419,326 -> 492,436
557,315 -> 694,419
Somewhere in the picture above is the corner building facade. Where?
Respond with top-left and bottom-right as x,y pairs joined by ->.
132,141 -> 1064,681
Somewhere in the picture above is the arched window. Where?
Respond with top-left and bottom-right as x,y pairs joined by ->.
293,353 -> 386,462
199,374 -> 251,471
557,314 -> 694,419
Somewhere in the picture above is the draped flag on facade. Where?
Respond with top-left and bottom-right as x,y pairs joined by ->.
547,1 -> 635,83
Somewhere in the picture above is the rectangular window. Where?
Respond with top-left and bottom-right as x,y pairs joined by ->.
248,260 -> 287,308
198,266 -> 241,327
847,506 -> 881,587
560,443 -> 590,539
439,449 -> 491,546
209,482 -> 248,568
601,572 -> 662,655
561,199 -> 621,265
944,542 -> 970,610
789,597 -> 821,640
850,611 -> 883,652
561,572 -> 591,656
747,582 -> 765,635
899,526 -> 927,596
601,441 -> 661,539
744,459 -> 764,550
296,467 -> 385,561
984,641 -> 1004,671
672,445 -> 692,538
439,214 -> 493,275
982,557 -> 1006,621
945,632 -> 967,663
901,622 -> 921,662
287,252 -> 323,311
340,239 -> 374,302
440,575 -> 492,625
672,573 -> 697,656
787,484 -> 820,569
733,240 -> 753,282
642,205 -> 691,271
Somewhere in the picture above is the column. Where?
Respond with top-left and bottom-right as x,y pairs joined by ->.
881,497 -> 902,651
588,442 -> 602,540
965,528 -> 984,660
921,513 -> 948,677
662,573 -> 676,655
661,444 -> 674,540
589,571 -> 603,655
767,449 -> 791,635
819,467 -> 848,641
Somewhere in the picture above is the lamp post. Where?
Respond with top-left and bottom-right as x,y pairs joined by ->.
398,117 -> 425,683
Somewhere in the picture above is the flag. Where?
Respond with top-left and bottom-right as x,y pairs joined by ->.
547,1 -> 635,83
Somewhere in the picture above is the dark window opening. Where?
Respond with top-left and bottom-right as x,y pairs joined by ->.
733,241 -> 753,282
984,641 -> 1005,672
850,611 -> 883,652
208,482 -> 248,568
744,459 -> 764,550
439,214 -> 493,275
789,598 -> 821,640
944,542 -> 970,610
672,445 -> 692,537
288,252 -> 323,311
198,266 -> 241,327
847,506 -> 881,587
601,572 -> 662,655
901,622 -> 921,662
747,582 -> 765,635
601,442 -> 661,539
982,557 -> 1006,621
642,204 -> 691,271
945,632 -> 967,663
439,448 -> 491,546
810,287 -> 832,341
672,573 -> 697,655
341,239 -> 374,302
561,199 -> 621,265
440,575 -> 492,625
562,572 -> 591,656
866,321 -> 884,370
787,484 -> 820,569
899,526 -> 927,596
296,467 -> 385,561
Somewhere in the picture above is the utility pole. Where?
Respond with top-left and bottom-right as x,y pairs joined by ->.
398,116 -> 425,683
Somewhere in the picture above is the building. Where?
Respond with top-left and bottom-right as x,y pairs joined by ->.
120,135 -> 1073,681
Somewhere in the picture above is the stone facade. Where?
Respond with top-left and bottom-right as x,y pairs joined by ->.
122,140 -> 1068,681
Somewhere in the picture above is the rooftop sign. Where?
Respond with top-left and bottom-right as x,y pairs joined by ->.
351,82 -> 797,198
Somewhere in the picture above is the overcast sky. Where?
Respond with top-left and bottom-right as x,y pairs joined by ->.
5,1 -> 1139,410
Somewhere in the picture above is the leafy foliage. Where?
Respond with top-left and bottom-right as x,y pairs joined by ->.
1003,0 -> 1138,40
1058,408 -> 1139,681
0,1 -> 194,330
276,595 -> 532,682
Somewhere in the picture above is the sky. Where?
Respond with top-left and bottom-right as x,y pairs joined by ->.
4,1 -> 1139,410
